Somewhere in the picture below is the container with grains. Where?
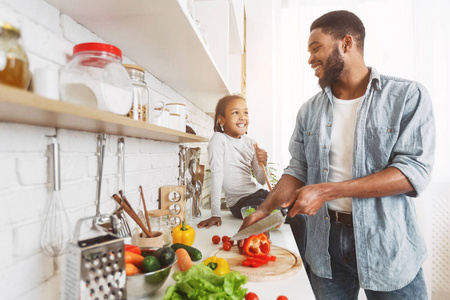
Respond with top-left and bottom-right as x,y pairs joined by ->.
124,64 -> 149,122
0,21 -> 30,89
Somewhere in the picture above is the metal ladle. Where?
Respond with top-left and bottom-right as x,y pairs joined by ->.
193,180 -> 202,218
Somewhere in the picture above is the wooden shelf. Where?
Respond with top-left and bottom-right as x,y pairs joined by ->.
46,0 -> 231,113
0,84 -> 208,143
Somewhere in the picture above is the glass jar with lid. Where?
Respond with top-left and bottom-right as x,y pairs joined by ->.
147,209 -> 172,246
123,64 -> 149,122
59,42 -> 132,115
0,21 -> 31,89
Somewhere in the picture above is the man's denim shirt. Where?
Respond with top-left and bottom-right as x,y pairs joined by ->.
284,68 -> 435,291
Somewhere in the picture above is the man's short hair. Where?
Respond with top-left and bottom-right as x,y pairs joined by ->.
310,10 -> 366,52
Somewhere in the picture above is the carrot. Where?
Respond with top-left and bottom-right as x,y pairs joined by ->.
125,250 -> 144,270
125,263 -> 142,276
175,248 -> 193,272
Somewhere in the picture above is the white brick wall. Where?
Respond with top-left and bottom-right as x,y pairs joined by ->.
0,0 -> 213,299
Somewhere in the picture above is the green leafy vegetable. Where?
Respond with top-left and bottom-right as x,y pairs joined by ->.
162,264 -> 247,300
244,207 -> 279,218
244,207 -> 256,217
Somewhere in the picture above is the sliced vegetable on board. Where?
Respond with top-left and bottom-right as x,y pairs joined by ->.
242,233 -> 270,256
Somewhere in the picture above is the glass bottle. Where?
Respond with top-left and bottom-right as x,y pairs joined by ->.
123,64 -> 149,122
148,209 -> 172,246
0,21 -> 30,89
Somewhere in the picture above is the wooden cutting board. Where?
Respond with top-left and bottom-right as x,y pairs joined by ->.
213,245 -> 302,282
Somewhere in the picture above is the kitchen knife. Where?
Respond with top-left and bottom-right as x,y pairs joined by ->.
229,205 -> 293,241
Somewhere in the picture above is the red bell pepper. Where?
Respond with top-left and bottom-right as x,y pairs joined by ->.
124,244 -> 141,255
245,257 -> 269,264
242,233 -> 270,256
248,254 -> 277,262
242,260 -> 262,268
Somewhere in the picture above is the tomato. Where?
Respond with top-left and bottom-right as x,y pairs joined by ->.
277,296 -> 288,300
223,241 -> 232,251
222,235 -> 230,243
212,235 -> 221,244
245,292 -> 259,300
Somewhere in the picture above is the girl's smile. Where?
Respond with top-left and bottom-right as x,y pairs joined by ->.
218,98 -> 249,138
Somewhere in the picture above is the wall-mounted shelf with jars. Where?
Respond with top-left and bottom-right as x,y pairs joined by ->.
0,84 -> 208,143
46,0 -> 244,114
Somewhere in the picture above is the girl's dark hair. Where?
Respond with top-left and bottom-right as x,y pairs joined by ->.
310,10 -> 366,53
213,94 -> 246,132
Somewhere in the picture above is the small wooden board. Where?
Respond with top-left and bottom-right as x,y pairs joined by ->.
213,245 -> 302,282
160,185 -> 186,223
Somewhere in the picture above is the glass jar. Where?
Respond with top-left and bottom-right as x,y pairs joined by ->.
147,209 -> 171,246
60,42 -> 132,115
123,64 -> 149,122
0,21 -> 30,89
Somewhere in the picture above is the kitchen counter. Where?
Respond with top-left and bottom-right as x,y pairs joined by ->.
151,210 -> 315,299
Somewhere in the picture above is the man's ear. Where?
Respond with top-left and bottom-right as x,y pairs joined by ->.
342,35 -> 353,52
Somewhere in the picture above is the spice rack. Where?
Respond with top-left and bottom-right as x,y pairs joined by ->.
0,84 -> 208,143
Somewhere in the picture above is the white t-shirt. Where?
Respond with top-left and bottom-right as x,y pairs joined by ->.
327,95 -> 363,212
207,132 -> 267,217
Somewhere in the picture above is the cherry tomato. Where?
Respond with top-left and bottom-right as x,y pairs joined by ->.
223,241 -> 232,251
212,235 -> 221,244
245,292 -> 259,300
222,235 -> 230,243
277,296 -> 288,300
228,239 -> 235,246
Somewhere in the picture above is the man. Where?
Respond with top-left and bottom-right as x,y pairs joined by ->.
239,10 -> 435,299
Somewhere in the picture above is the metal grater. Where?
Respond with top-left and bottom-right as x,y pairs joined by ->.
62,215 -> 126,300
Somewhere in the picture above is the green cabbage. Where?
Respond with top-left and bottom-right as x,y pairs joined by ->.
162,264 -> 247,300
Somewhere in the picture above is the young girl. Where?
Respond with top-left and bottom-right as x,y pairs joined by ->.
197,95 -> 270,229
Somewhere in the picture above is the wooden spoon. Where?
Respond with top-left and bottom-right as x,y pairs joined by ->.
139,185 -> 152,235
260,162 -> 272,191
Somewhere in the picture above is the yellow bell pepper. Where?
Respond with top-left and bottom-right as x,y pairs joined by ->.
172,221 -> 195,246
202,256 -> 230,276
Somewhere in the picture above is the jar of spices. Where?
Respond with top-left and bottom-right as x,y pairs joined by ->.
147,209 -> 172,246
60,42 -> 132,115
123,64 -> 149,122
0,21 -> 30,89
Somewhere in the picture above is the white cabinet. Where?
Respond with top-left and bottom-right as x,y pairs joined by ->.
230,0 -> 245,54
194,0 -> 244,96
46,0 -> 245,113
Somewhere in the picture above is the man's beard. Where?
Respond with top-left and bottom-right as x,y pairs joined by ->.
318,45 -> 345,90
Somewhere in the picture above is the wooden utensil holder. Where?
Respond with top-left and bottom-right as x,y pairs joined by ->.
160,185 -> 186,229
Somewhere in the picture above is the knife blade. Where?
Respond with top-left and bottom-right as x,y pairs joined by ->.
229,205 -> 293,241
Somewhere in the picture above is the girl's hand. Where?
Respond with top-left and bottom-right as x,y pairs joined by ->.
197,217 -> 222,229
253,143 -> 268,166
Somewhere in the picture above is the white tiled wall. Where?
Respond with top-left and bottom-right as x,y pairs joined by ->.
0,0 -> 213,299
